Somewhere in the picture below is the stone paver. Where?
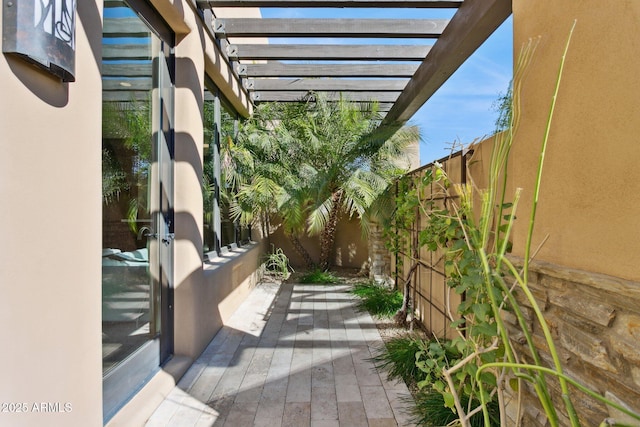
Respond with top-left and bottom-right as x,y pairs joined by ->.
145,282 -> 416,427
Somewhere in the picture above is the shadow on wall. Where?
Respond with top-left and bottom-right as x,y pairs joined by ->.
4,0 -> 100,105
269,214 -> 368,270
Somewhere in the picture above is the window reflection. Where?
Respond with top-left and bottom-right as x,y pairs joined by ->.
203,88 -> 250,255
101,4 -> 155,375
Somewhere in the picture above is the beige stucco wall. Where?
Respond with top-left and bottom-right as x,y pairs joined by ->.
0,1 -> 104,426
503,0 -> 640,282
172,1 -> 209,360
269,214 -> 369,271
165,0 -> 261,361
0,1 -> 262,426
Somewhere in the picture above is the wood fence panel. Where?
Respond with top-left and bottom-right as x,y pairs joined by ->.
395,151 -> 468,339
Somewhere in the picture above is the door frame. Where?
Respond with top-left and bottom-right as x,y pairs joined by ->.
102,0 -> 175,422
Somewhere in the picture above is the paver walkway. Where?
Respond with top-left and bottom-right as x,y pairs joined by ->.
145,281 -> 416,427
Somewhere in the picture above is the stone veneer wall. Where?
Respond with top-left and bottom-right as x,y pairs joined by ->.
368,222 -> 392,283
505,258 -> 640,426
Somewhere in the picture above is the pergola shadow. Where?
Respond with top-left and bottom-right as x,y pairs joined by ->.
145,281 -> 416,426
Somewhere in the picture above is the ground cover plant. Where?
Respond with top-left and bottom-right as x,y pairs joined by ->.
412,389 -> 500,427
351,281 -> 403,317
371,335 -> 426,385
299,268 -> 342,284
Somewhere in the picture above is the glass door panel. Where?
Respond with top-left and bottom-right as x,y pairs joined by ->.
101,1 -> 174,421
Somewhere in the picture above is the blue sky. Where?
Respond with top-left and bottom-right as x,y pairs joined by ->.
415,17 -> 513,163
259,8 -> 513,165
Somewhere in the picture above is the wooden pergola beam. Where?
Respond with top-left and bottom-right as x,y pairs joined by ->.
237,63 -> 419,78
103,63 -> 153,78
228,44 -> 431,60
372,103 -> 394,112
383,0 -> 511,125
214,18 -> 449,38
102,44 -> 151,60
251,91 -> 401,102
199,0 -> 461,7
103,18 -> 150,38
246,78 -> 408,91
104,0 -> 127,7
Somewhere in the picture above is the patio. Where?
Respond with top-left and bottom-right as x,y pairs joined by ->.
145,280 -> 416,427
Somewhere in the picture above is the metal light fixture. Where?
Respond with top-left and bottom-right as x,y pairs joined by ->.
2,0 -> 77,82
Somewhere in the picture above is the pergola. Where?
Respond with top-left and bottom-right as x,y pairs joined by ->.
103,0 -> 511,126
196,0 -> 511,125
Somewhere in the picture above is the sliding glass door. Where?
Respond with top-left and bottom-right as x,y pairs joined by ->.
101,1 -> 174,421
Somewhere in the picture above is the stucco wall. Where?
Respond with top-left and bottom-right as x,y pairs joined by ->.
167,0 -> 262,361
507,0 -> 640,282
0,2 -> 104,426
0,1 -> 262,426
269,214 -> 369,271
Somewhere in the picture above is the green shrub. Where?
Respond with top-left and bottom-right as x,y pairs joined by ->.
299,269 -> 341,284
371,335 -> 427,385
351,281 -> 402,318
411,389 -> 500,427
374,335 -> 501,427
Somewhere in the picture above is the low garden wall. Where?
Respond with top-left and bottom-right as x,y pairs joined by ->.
506,258 -> 640,425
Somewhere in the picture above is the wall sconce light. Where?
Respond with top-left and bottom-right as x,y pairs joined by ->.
2,0 -> 77,82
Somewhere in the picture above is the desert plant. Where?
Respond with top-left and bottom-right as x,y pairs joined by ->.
351,281 -> 403,318
372,335 -> 500,426
263,246 -> 292,280
404,29 -> 568,427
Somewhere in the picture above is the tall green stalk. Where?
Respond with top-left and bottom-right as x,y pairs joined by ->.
477,362 -> 640,425
472,21 -> 579,427
388,18 -> 640,427
517,20 -> 580,426
465,36 -> 563,427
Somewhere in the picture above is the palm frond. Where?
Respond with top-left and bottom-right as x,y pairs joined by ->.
223,91 -> 421,268
306,196 -> 332,236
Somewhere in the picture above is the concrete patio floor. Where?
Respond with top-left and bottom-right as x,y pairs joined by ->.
145,280 -> 417,427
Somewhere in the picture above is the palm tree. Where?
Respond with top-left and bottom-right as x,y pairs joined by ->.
230,93 -> 421,269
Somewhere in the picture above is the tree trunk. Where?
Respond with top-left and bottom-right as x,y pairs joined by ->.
395,221 -> 419,327
319,190 -> 344,270
287,231 -> 315,269
394,261 -> 417,327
